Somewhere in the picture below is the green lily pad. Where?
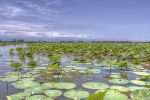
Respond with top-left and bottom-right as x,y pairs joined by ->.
133,72 -> 150,76
82,82 -> 109,90
103,90 -> 128,100
131,89 -> 150,100
55,82 -> 76,89
109,74 -> 122,79
3,71 -> 22,76
87,68 -> 101,73
131,80 -> 150,85
128,86 -> 149,91
41,83 -> 57,89
109,79 -> 130,84
109,86 -> 130,92
12,80 -> 40,89
7,92 -> 30,100
64,90 -> 89,99
44,90 -> 62,97
25,95 -> 54,100
0,76 -> 19,82
24,86 -> 46,94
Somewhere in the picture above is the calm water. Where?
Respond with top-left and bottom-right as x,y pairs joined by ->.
0,44 -> 146,100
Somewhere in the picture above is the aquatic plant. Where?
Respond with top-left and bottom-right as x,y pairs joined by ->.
44,90 -> 62,97
10,62 -> 22,71
82,82 -> 109,90
25,95 -> 54,100
86,90 -> 106,100
27,61 -> 37,69
131,89 -> 150,100
64,90 -> 90,99
103,90 -> 128,100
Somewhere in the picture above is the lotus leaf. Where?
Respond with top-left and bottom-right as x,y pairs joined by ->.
133,72 -> 150,76
55,82 -> 76,89
108,79 -> 130,84
24,86 -> 46,94
128,86 -> 149,91
44,90 -> 62,97
25,95 -> 54,100
109,86 -> 130,92
0,76 -> 19,82
103,90 -> 128,100
131,89 -> 150,100
64,90 -> 89,99
12,80 -> 40,89
82,82 -> 109,90
41,83 -> 57,89
131,80 -> 150,85
7,92 -> 30,100
87,68 -> 101,73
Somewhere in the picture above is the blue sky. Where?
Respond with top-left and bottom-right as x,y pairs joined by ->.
0,0 -> 150,41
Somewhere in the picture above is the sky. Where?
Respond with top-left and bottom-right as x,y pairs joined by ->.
0,0 -> 150,41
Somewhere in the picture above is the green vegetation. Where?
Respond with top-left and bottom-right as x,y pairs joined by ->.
1,42 -> 150,100
27,61 -> 37,68
10,62 -> 22,70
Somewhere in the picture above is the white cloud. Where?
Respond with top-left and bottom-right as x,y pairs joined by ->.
0,5 -> 24,17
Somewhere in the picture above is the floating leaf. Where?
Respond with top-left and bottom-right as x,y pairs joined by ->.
103,90 -> 128,100
64,90 -> 89,99
12,80 -> 40,89
133,72 -> 150,76
109,79 -> 130,84
7,92 -> 30,100
82,82 -> 109,90
44,90 -> 62,97
131,89 -> 150,100
109,86 -> 130,92
25,95 -> 54,100
131,80 -> 150,85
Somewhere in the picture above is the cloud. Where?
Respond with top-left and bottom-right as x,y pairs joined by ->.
0,5 -> 24,17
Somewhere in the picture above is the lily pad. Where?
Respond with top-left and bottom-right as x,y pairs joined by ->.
7,92 -> 30,100
133,72 -> 150,76
131,89 -> 150,100
12,80 -> 40,89
24,86 -> 46,94
44,90 -> 62,97
131,80 -> 150,85
128,86 -> 149,91
82,82 -> 109,90
64,90 -> 89,99
109,79 -> 130,84
25,95 -> 54,100
87,68 -> 101,73
3,71 -> 22,76
103,90 -> 128,100
109,86 -> 130,92
0,76 -> 19,82
41,83 -> 57,89
55,82 -> 76,89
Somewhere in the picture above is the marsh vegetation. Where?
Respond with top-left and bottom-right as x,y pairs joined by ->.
0,42 -> 149,100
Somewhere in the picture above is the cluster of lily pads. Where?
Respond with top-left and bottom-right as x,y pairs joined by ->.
0,42 -> 150,100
